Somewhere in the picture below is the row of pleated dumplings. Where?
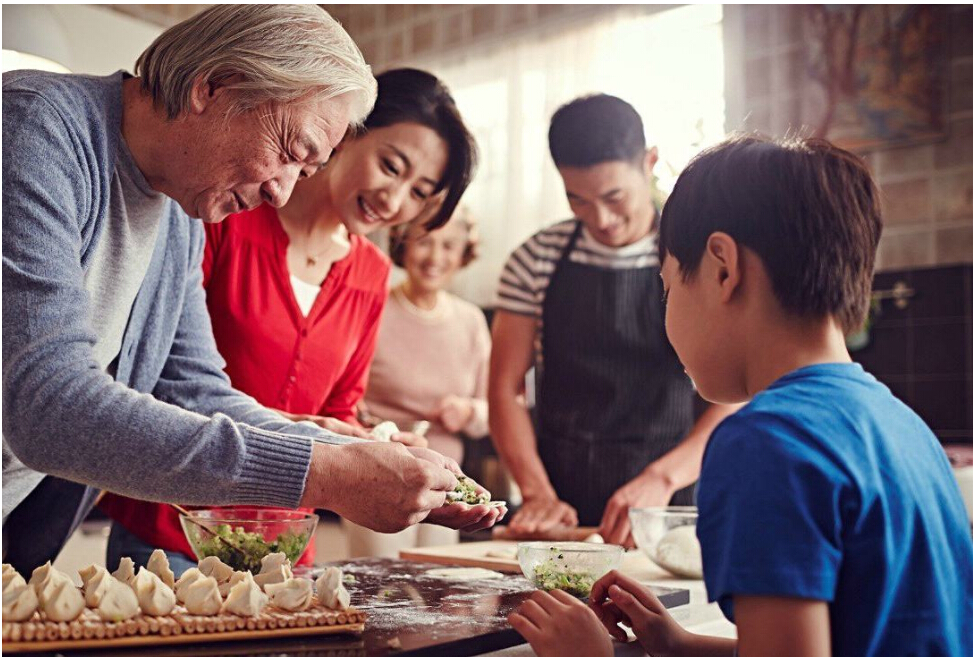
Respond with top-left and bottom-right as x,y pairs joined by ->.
2,550 -> 350,623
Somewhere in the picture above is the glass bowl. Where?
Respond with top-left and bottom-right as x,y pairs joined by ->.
629,506 -> 703,579
179,507 -> 318,573
517,541 -> 624,598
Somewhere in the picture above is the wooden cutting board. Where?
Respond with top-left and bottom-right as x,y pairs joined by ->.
492,525 -> 602,542
399,540 -> 522,573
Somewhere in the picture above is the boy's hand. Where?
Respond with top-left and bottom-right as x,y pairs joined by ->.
509,590 -> 613,657
589,570 -> 690,657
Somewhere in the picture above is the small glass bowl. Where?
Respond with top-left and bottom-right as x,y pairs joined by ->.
517,541 -> 624,598
629,506 -> 702,579
179,507 -> 318,574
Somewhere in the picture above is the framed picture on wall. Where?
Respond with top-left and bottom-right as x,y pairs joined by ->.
803,5 -> 949,152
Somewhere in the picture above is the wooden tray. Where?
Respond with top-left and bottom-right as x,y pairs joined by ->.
2,602 -> 364,653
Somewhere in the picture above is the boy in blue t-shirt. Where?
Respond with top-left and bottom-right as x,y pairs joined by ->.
509,135 -> 973,657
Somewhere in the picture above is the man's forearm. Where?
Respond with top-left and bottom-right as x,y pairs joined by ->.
489,394 -> 556,501
645,403 -> 742,491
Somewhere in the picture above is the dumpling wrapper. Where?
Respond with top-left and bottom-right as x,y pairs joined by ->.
174,567 -> 204,604
43,579 -> 85,621
36,569 -> 73,606
83,568 -> 114,608
218,570 -> 249,597
2,582 -> 39,621
258,552 -> 290,573
183,576 -> 222,616
3,569 -> 26,595
147,549 -> 175,590
198,556 -> 234,584
221,571 -> 268,617
113,557 -> 136,587
133,568 -> 176,616
265,577 -> 312,612
253,562 -> 292,591
370,421 -> 398,442
96,577 -> 139,622
315,566 -> 350,610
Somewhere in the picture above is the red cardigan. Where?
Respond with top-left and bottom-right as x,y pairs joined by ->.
100,204 -> 391,564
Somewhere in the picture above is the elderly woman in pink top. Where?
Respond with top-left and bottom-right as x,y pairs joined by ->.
345,208 -> 490,556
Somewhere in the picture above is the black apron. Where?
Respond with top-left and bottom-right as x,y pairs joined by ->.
536,221 -> 695,526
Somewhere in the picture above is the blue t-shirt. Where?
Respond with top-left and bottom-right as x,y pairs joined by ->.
697,363 -> 973,657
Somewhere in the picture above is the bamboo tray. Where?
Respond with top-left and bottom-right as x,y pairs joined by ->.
2,601 -> 365,653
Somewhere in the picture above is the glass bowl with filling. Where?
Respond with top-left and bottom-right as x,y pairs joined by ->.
517,542 -> 624,598
179,507 -> 318,573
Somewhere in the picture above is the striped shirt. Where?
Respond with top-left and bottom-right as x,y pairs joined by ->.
496,218 -> 660,318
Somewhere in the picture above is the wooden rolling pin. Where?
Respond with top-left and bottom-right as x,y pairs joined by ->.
492,525 -> 602,542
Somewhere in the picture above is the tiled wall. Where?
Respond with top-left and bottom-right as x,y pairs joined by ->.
731,5 -> 973,274
852,266 -> 973,444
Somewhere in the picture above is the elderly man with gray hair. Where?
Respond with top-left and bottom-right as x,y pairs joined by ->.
2,5 -> 501,572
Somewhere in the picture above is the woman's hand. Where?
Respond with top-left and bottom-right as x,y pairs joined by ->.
509,590 -> 614,657
278,411 -> 371,439
437,395 -> 475,433
599,468 -> 675,547
509,497 -> 578,533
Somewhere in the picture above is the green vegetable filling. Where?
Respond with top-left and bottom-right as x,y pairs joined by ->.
195,524 -> 307,573
531,548 -> 596,598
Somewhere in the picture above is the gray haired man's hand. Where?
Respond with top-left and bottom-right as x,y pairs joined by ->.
301,442 -> 457,533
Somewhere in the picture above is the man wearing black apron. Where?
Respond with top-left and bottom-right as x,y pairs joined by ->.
490,95 -> 738,545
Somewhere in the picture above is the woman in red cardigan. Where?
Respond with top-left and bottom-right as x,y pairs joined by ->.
100,69 -> 480,575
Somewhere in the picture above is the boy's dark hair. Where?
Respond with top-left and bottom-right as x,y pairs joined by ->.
659,134 -> 882,333
364,68 -> 478,230
548,94 -> 646,168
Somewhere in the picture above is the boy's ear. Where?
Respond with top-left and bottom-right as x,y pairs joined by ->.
704,232 -> 741,303
642,146 -> 659,177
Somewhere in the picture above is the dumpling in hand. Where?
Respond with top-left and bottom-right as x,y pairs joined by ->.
183,576 -> 222,616
113,557 -> 136,587
315,566 -> 350,611
2,582 -> 39,621
197,556 -> 234,584
43,579 -> 85,621
265,577 -> 313,612
221,571 -> 268,617
133,568 -> 176,616
174,567 -> 204,604
147,550 -> 175,590
96,578 -> 139,622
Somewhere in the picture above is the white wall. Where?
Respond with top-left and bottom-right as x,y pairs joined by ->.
3,4 -> 161,75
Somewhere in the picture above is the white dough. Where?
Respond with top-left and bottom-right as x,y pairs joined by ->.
79,564 -> 107,589
174,567 -> 205,604
147,549 -> 176,589
133,568 -> 176,616
315,567 -> 350,610
221,571 -> 268,617
198,556 -> 234,583
113,557 -> 136,587
83,568 -> 113,608
654,525 -> 704,579
218,570 -> 249,597
183,576 -> 222,616
370,421 -> 399,442
484,548 -> 518,560
423,567 -> 504,581
28,561 -> 53,594
43,579 -> 85,621
3,569 -> 26,594
35,568 -> 73,606
253,562 -> 292,591
584,533 -> 605,544
96,578 -> 140,622
265,577 -> 313,612
2,582 -> 39,621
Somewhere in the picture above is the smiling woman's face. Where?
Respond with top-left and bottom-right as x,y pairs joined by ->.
323,122 -> 449,236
